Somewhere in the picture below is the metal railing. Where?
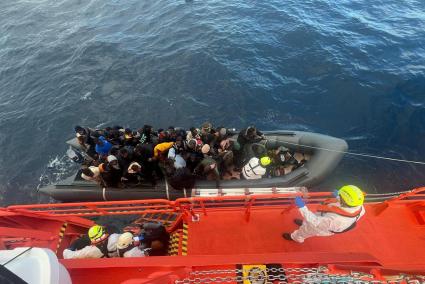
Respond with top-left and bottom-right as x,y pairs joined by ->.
4,188 -> 425,219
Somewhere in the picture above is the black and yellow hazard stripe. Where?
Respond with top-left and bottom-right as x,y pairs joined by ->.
168,229 -> 182,256
181,223 -> 188,256
55,222 -> 68,253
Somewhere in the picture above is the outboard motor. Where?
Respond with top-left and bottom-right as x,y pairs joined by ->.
67,148 -> 84,164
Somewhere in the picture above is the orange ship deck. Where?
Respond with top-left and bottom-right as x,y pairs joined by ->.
185,203 -> 425,271
2,190 -> 425,283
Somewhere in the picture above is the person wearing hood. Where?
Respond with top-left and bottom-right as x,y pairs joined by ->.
237,126 -> 264,147
193,152 -> 220,188
184,140 -> 204,173
200,122 -> 217,151
74,125 -> 97,158
186,127 -> 201,142
117,147 -> 133,175
122,128 -> 139,147
99,155 -> 122,187
153,141 -> 174,161
133,144 -> 160,185
138,125 -> 156,144
122,162 -> 143,184
282,185 -> 366,243
95,136 -> 112,157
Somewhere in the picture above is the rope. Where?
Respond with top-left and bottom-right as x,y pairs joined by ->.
267,138 -> 425,165
2,247 -> 33,266
366,190 -> 412,196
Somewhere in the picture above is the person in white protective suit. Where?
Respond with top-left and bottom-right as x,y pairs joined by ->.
63,225 -> 120,259
282,185 -> 365,243
116,232 -> 150,257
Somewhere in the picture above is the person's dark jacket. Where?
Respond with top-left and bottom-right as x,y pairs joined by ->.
100,164 -> 122,187
237,127 -> 263,147
168,168 -> 196,190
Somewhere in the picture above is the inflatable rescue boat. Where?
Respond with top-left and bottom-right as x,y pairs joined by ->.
39,130 -> 347,202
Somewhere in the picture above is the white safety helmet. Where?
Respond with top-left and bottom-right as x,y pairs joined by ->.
117,232 -> 134,250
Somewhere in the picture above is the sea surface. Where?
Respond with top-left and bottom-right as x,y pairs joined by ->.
1,0 -> 425,205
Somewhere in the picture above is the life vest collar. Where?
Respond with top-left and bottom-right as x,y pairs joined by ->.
98,163 -> 106,173
317,199 -> 362,218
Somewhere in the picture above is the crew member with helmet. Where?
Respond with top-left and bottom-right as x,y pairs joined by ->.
116,232 -> 148,257
241,156 -> 271,179
282,185 -> 366,243
63,225 -> 120,259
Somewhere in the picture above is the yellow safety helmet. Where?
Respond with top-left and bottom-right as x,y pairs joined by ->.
88,225 -> 107,244
260,156 -> 271,167
338,185 -> 364,207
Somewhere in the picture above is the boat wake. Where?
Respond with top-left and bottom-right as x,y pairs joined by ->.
37,154 -> 77,191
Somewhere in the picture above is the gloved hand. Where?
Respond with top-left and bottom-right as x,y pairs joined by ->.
333,189 -> 339,198
295,196 -> 305,208
133,233 -> 145,243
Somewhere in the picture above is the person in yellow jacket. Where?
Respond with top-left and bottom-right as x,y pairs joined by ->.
153,142 -> 174,160
282,185 -> 365,243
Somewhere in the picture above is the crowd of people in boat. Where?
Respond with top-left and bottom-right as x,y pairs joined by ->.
73,123 -> 306,190
63,222 -> 169,259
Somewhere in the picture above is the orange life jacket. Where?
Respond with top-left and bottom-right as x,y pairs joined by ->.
316,199 -> 362,234
98,163 -> 106,173
316,199 -> 362,218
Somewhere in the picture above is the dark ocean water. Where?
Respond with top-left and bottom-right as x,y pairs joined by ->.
1,0 -> 425,205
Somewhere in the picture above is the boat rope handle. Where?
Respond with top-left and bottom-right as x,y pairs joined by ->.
165,179 -> 170,200
266,138 -> 425,165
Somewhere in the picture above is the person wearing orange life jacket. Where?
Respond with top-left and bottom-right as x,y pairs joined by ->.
282,185 -> 365,243
63,225 -> 120,259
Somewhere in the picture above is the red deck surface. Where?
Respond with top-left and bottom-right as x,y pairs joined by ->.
3,193 -> 425,282
186,203 -> 425,271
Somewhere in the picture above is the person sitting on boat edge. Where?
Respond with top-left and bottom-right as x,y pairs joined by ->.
101,155 -> 123,187
63,225 -> 120,259
75,125 -> 98,158
81,166 -> 102,183
241,156 -> 271,180
237,126 -> 264,148
282,185 -> 365,243
121,162 -> 142,184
